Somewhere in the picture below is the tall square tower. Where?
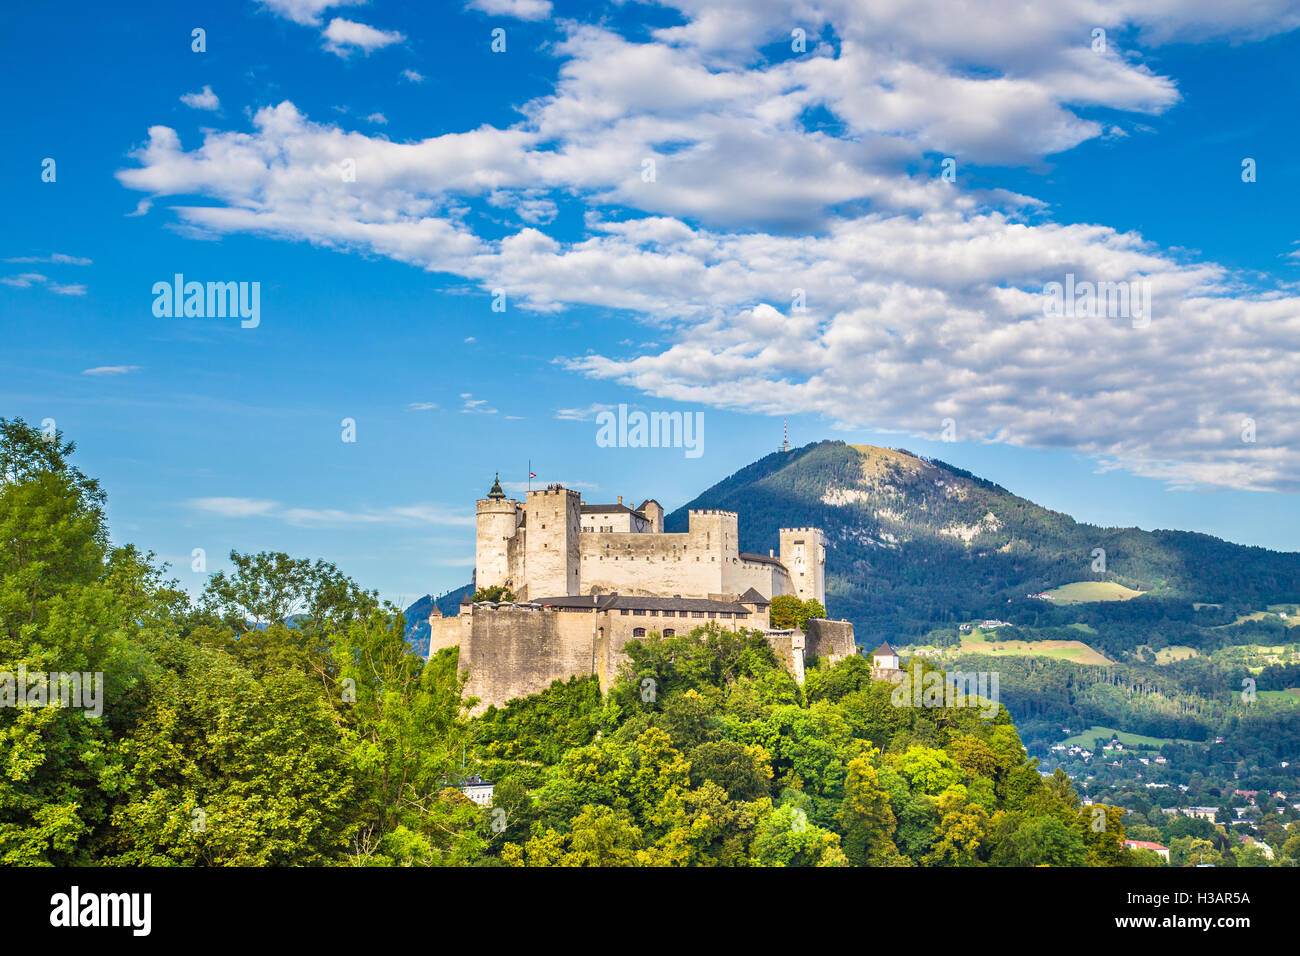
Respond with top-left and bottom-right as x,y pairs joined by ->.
522,486 -> 582,599
779,527 -> 826,607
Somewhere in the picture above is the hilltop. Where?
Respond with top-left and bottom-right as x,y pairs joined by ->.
664,440 -> 1300,650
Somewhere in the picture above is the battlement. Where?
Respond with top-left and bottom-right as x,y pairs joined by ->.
690,508 -> 738,517
527,485 -> 580,499
780,527 -> 824,535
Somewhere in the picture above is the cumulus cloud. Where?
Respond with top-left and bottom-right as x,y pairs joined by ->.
118,1 -> 1300,491
180,85 -> 220,110
467,0 -> 552,20
259,0 -> 366,27
321,17 -> 404,56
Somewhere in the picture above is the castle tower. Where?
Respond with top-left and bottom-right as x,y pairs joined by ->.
687,509 -> 739,594
780,527 -> 826,607
688,509 -> 739,559
522,485 -> 581,599
475,473 -> 520,592
638,499 -> 664,533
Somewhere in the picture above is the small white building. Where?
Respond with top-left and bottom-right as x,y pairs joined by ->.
1125,840 -> 1170,862
445,774 -> 494,806
871,641 -> 900,671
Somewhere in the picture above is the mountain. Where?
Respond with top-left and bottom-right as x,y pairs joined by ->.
403,584 -> 473,655
666,440 -> 1300,649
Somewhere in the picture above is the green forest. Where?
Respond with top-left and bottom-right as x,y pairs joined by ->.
0,417 -> 1140,866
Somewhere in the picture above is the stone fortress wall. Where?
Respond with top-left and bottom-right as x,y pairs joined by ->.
435,476 -> 857,711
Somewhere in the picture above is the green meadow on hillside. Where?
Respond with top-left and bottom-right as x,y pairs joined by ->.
949,627 -> 1112,666
1060,725 -> 1200,750
1044,581 -> 1146,604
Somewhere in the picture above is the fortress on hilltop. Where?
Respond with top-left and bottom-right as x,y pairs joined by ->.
429,475 -> 858,711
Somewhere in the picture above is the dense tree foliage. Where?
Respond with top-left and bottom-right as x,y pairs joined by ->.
479,631 -> 1132,867
0,419 -> 489,865
7,419 -> 1270,866
769,596 -> 826,631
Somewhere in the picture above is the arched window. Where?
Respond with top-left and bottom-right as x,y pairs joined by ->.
632,627 -> 646,637
662,628 -> 675,637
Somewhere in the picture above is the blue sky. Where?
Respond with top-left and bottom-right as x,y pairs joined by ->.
3,0 -> 1300,605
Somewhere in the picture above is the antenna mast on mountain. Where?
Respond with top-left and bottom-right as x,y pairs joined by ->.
781,419 -> 791,453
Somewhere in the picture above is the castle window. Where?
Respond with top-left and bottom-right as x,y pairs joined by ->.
692,611 -> 705,618
662,629 -> 675,637
662,610 -> 675,618
707,612 -> 717,619
632,628 -> 646,637
632,609 -> 646,616
620,609 -> 629,616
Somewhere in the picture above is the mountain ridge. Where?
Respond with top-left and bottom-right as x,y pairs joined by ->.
665,440 -> 1300,645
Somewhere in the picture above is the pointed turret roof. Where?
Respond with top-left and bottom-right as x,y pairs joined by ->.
487,472 -> 506,499
873,641 -> 897,657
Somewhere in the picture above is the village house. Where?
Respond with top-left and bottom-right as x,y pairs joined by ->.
1124,840 -> 1170,862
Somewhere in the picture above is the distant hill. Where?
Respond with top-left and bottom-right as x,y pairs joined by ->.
403,584 -> 472,655
666,440 -> 1300,647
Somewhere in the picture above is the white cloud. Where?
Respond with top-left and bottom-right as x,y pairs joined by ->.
459,393 -> 499,414
190,496 -> 473,525
488,188 -> 557,225
554,403 -> 613,421
401,68 -> 425,82
467,0 -> 552,21
126,199 -> 152,217
259,0 -> 366,27
82,365 -> 141,375
322,17 -> 404,56
4,253 -> 91,265
119,2 -> 1300,491
180,85 -> 220,110
365,112 -> 388,124
190,497 -> 279,517
408,401 -> 437,410
2,273 -> 47,287
2,272 -> 86,295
